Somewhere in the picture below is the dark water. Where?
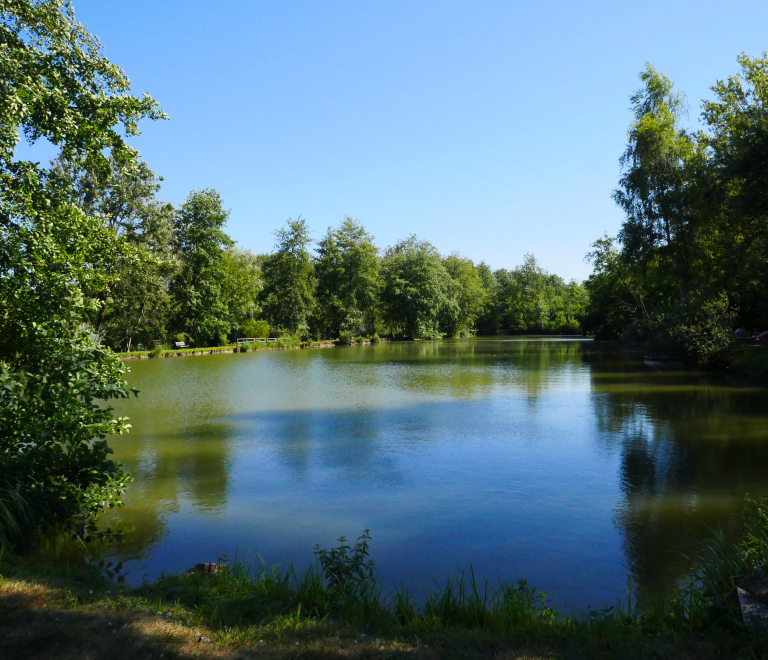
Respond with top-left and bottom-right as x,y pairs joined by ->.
104,338 -> 768,610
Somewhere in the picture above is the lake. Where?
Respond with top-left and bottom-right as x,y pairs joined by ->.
104,338 -> 768,610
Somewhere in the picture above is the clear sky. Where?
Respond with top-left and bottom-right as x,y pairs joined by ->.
47,1 -> 768,280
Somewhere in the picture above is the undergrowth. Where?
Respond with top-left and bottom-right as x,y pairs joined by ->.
4,502 -> 768,658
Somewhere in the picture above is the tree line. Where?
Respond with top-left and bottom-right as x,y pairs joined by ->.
0,2 -> 588,551
583,55 -> 768,366
74,163 -> 588,350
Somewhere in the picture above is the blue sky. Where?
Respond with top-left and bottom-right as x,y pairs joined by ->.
43,1 -> 768,279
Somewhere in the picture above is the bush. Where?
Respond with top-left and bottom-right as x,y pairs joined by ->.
314,530 -> 376,606
238,344 -> 249,353
354,335 -> 366,345
0,321 -> 135,549
241,319 -> 270,339
338,331 -> 352,345
668,294 -> 735,368
276,332 -> 299,349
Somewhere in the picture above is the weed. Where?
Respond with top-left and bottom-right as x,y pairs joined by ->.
314,530 -> 377,609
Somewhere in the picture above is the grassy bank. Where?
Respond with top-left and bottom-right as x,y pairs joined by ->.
1,536 -> 766,660
118,340 -> 337,360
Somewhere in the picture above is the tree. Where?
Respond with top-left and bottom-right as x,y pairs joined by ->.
105,200 -> 177,352
314,217 -> 380,338
584,60 -> 762,360
702,53 -> 768,327
258,218 -> 315,335
0,0 -> 164,546
515,254 -> 551,330
221,247 -> 262,336
614,64 -> 703,318
54,155 -> 177,350
439,253 -> 487,336
380,236 -> 451,338
169,189 -> 235,345
583,235 -> 651,340
474,262 -> 500,335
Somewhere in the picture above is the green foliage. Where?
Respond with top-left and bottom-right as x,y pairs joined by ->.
702,54 -> 768,327
169,189 -> 235,346
477,255 -> 588,335
0,318 -> 135,547
583,235 -> 650,340
587,55 -> 768,353
337,331 -> 352,345
276,332 -> 300,349
0,1 -> 162,548
241,319 -> 270,338
440,253 -> 487,336
667,294 -> 735,367
691,497 -> 768,599
221,248 -> 262,335
52,155 -> 177,352
371,333 -> 381,343
314,217 -> 381,337
258,218 -> 315,335
313,530 -> 376,606
380,236 -> 451,338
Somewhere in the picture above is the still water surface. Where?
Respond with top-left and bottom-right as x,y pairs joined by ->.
106,338 -> 768,609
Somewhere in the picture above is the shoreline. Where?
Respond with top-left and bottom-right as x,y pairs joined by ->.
0,547 -> 756,660
119,340 -> 369,360
118,335 -> 589,361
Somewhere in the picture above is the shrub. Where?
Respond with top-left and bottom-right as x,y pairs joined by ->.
371,333 -> 381,344
276,332 -> 298,349
338,331 -> 352,345
238,344 -> 249,353
314,530 -> 376,606
668,294 -> 735,368
241,319 -> 270,339
0,321 -> 135,549
354,335 -> 365,345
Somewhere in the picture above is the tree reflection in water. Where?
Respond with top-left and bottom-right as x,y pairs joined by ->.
100,342 -> 768,606
586,347 -> 768,604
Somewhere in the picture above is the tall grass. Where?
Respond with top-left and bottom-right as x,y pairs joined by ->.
684,497 -> 768,613
147,544 -> 638,641
0,482 -> 53,554
4,520 -> 768,658
135,510 -> 768,652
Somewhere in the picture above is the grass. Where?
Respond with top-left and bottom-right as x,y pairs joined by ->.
2,533 -> 767,660
118,344 -> 239,358
2,501 -> 767,659
119,339 -> 372,359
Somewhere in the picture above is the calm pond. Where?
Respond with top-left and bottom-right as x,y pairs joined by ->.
105,338 -> 768,610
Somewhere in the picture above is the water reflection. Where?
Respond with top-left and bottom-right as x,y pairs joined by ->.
586,347 -> 768,603
104,340 -> 768,608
